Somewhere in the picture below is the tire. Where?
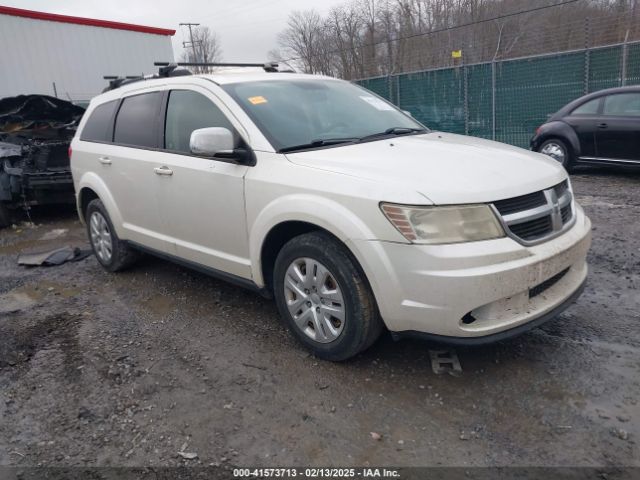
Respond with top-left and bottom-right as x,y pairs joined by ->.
86,198 -> 139,272
273,231 -> 383,361
538,138 -> 574,172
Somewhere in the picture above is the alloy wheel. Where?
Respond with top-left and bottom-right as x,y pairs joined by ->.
283,257 -> 346,343
540,142 -> 566,163
89,211 -> 113,263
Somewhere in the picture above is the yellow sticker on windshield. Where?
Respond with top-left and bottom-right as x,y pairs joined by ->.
248,96 -> 268,105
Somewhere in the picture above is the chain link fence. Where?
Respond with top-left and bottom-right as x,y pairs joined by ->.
355,10 -> 640,148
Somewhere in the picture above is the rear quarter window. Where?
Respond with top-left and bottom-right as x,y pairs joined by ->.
571,98 -> 600,115
80,100 -> 117,142
113,92 -> 163,148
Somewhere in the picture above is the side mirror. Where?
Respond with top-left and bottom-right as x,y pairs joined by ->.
190,127 -> 234,157
402,110 -> 413,117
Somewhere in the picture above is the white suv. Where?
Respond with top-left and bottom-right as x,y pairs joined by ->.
71,67 -> 591,361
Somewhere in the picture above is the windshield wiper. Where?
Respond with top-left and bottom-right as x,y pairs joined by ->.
279,137 -> 359,153
358,127 -> 427,143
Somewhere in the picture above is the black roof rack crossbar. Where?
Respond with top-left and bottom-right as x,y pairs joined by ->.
103,75 -> 143,80
154,61 -> 280,72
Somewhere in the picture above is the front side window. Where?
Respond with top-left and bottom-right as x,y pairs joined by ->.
113,92 -> 163,148
603,93 -> 640,116
222,79 -> 426,152
80,100 -> 117,142
571,98 -> 600,115
164,90 -> 235,154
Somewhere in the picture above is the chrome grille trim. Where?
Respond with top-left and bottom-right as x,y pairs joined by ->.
491,180 -> 576,246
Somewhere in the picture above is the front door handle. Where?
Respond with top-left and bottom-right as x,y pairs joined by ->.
597,123 -> 608,129
154,166 -> 173,176
98,156 -> 112,165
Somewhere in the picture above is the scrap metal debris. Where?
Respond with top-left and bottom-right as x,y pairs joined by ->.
0,95 -> 85,227
18,245 -> 92,266
429,349 -> 463,377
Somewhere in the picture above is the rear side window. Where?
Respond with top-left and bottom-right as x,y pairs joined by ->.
571,98 -> 600,115
164,90 -> 235,154
80,100 -> 117,142
603,93 -> 640,116
114,92 -> 163,148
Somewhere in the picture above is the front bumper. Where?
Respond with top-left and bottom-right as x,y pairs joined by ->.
349,204 -> 591,340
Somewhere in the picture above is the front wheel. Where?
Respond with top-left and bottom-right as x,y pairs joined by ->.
538,138 -> 573,171
273,231 -> 383,361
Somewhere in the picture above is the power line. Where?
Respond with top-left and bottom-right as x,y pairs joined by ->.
282,0 -> 584,63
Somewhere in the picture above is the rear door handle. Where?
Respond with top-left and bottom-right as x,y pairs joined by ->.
154,166 -> 173,176
98,156 -> 112,165
597,123 -> 608,129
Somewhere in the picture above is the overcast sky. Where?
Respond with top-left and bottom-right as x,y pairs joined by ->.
4,0 -> 342,62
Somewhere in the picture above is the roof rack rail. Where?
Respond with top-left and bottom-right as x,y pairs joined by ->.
102,75 -> 145,91
154,61 -> 287,73
157,63 -> 193,77
103,60 -> 294,93
102,63 -> 192,92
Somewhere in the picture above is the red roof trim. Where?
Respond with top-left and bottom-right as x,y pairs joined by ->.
0,5 -> 176,36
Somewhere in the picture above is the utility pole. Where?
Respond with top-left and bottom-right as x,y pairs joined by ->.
179,23 -> 200,63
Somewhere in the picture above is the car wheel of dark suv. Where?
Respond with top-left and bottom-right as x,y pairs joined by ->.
538,138 -> 573,171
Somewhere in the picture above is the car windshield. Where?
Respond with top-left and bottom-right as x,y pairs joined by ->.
221,79 -> 427,152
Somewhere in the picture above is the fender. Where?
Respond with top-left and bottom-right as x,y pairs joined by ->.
534,121 -> 581,157
77,172 -> 125,237
249,193 -> 380,286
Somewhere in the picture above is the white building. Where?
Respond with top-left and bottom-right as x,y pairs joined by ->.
0,5 -> 175,104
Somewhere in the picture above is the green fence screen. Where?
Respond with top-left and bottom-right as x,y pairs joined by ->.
357,42 -> 640,148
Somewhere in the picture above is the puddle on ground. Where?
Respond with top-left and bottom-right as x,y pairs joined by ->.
0,292 -> 37,314
0,282 -> 81,315
138,295 -> 176,316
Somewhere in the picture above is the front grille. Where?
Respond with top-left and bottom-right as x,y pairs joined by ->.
529,267 -> 570,298
510,215 -> 553,240
494,191 -> 546,215
493,180 -> 574,244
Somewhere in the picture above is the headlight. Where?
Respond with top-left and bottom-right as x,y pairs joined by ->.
381,203 -> 505,244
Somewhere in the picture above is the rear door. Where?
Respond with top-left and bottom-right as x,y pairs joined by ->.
154,86 -> 252,278
595,92 -> 640,162
106,90 -> 172,252
563,96 -> 602,158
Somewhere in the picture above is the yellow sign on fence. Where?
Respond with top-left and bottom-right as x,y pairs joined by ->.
451,50 -> 462,58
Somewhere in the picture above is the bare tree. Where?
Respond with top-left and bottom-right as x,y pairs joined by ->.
278,10 -> 335,75
276,0 -> 638,80
180,26 -> 223,72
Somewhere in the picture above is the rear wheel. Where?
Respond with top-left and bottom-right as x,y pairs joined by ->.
86,199 -> 139,272
539,138 -> 573,171
273,231 -> 383,361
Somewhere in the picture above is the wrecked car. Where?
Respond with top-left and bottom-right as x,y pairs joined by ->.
0,94 -> 85,227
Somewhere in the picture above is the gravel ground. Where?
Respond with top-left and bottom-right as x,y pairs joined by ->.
0,168 -> 638,471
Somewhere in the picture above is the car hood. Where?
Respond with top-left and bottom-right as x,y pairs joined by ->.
285,132 -> 566,204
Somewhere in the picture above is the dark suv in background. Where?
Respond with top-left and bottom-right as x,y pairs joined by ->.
531,86 -> 640,171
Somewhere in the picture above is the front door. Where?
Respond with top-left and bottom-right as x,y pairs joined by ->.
595,92 -> 640,162
154,87 -> 252,279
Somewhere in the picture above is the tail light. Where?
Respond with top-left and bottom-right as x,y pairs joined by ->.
68,145 -> 73,160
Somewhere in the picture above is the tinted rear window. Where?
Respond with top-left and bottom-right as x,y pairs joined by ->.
80,100 -> 117,142
113,92 -> 162,148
